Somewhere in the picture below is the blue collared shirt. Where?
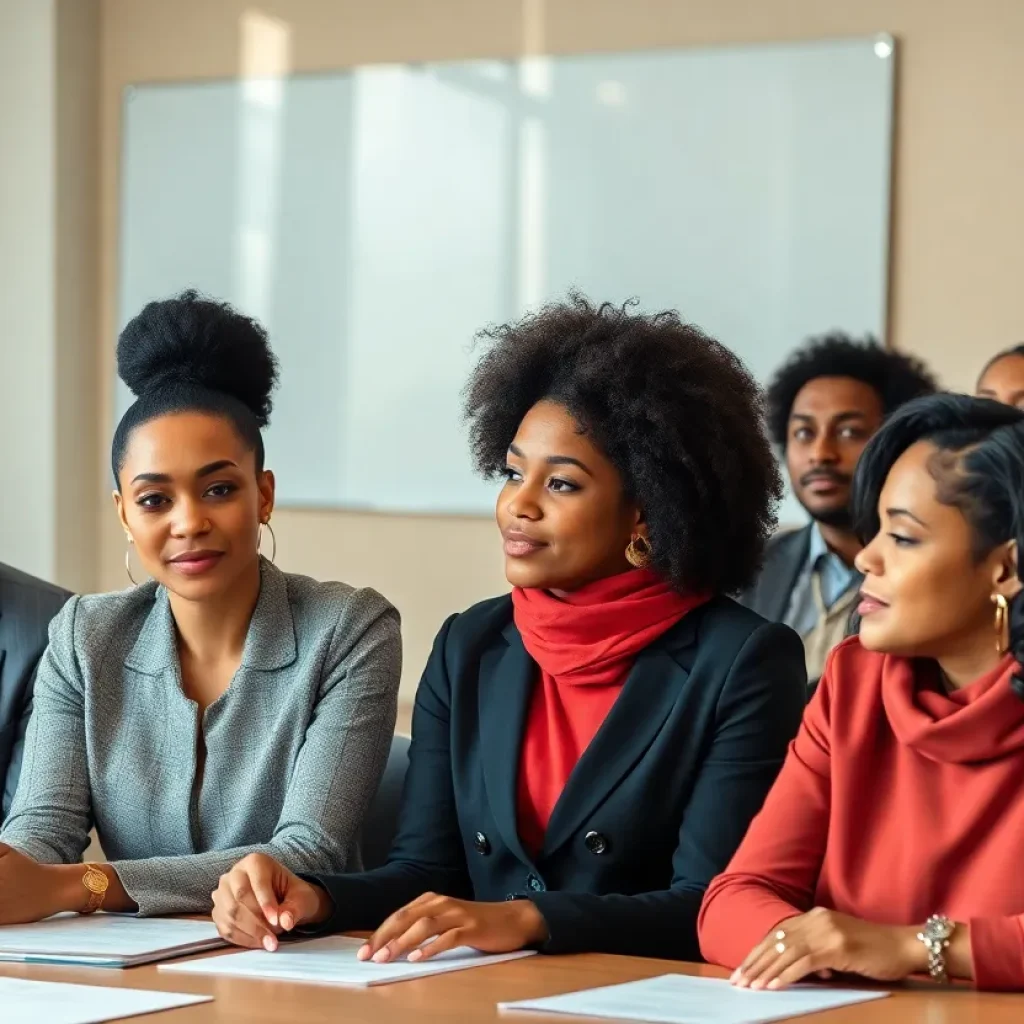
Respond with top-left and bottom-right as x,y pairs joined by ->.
782,524 -> 862,638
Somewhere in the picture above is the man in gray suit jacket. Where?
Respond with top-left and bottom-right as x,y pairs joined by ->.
740,334 -> 937,688
0,562 -> 71,818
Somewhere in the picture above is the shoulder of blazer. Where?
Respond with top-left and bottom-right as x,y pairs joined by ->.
0,561 -> 72,615
763,524 -> 813,567
442,594 -> 514,652
276,568 -> 400,637
659,594 -> 781,660
44,585 -> 158,676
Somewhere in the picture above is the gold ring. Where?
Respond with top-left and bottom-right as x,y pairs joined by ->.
775,941 -> 786,955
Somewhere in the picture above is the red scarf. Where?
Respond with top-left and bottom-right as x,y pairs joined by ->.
511,569 -> 709,855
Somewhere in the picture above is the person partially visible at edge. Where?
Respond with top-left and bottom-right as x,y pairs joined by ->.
210,294 -> 807,962
700,393 -> 1024,993
739,334 -> 937,689
0,563 -> 70,821
976,344 -> 1024,409
0,291 -> 401,921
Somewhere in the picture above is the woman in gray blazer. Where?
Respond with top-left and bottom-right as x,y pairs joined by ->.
0,292 -> 401,921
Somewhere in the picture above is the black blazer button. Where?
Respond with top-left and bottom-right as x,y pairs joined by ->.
527,873 -> 545,892
473,831 -> 491,855
584,830 -> 609,855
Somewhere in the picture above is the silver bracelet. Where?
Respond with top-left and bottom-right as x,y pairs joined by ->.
917,914 -> 955,984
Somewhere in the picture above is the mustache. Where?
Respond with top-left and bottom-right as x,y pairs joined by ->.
799,469 -> 852,487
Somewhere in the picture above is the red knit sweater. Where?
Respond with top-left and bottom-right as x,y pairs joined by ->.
698,637 -> 1024,992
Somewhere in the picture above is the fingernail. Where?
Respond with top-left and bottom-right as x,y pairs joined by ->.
730,969 -> 741,983
262,935 -> 277,952
408,950 -> 422,962
265,910 -> 278,927
768,980 -> 781,990
372,949 -> 390,963
281,913 -> 294,931
357,945 -> 370,961
751,981 -> 764,991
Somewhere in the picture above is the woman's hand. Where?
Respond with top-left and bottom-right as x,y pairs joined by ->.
732,907 -> 926,990
212,853 -> 332,951
0,843 -> 66,924
358,893 -> 549,964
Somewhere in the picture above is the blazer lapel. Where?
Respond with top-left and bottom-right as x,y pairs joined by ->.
478,622 -> 536,866
240,559 -> 297,672
539,614 -> 698,859
123,583 -> 177,676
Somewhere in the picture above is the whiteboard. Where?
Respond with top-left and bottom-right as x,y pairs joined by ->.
118,37 -> 894,519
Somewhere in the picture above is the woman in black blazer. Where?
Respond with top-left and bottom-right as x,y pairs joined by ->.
212,296 -> 807,962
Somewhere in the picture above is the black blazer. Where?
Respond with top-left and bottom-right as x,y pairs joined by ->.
0,562 -> 71,818
310,594 -> 806,960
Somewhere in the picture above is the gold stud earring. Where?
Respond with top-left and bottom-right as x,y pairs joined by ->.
992,593 -> 1010,655
626,533 -> 653,569
258,520 -> 277,564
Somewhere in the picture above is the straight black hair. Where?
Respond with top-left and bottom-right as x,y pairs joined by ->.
977,344 -> 1024,387
852,392 -> 1024,698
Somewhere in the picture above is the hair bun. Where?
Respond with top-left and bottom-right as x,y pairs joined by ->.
117,289 -> 279,427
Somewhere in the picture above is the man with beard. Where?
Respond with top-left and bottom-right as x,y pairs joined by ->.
740,334 -> 937,689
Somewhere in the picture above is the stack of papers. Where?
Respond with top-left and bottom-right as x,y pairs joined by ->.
0,977 -> 211,1024
162,933 -> 535,986
499,974 -> 889,1024
0,915 -> 225,967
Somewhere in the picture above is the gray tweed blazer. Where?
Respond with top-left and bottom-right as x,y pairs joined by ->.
0,559 -> 401,916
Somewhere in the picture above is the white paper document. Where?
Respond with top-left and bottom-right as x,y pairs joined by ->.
0,977 -> 212,1024
499,974 -> 889,1024
0,914 -> 225,967
161,933 -> 535,986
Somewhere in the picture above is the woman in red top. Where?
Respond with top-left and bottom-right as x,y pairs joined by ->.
209,295 -> 806,961
699,392 -> 1024,991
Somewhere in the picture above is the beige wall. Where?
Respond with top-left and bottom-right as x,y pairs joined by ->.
0,0 -> 57,581
96,0 -> 1024,697
0,0 -> 99,591
55,0 -> 101,593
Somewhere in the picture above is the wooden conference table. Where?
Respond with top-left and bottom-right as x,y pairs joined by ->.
2,940 -> 1022,1023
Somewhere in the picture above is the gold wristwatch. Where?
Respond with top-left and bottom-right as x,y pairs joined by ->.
81,863 -> 109,915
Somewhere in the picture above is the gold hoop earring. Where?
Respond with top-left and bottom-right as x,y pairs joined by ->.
259,521 -> 277,564
125,535 -> 139,586
626,533 -> 653,569
992,593 -> 1010,655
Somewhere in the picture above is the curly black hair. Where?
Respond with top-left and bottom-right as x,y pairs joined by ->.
463,294 -> 783,595
112,290 -> 280,484
766,332 -> 937,447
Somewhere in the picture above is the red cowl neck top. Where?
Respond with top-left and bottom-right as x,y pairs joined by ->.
698,637 -> 1024,991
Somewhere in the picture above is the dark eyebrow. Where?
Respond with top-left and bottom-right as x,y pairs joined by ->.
131,460 -> 238,486
196,460 -> 238,478
888,507 -> 928,528
507,444 -> 593,477
979,387 -> 1024,402
791,411 -> 869,424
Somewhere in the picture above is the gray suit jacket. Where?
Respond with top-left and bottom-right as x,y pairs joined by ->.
1,559 -> 401,916
0,563 -> 71,819
736,526 -> 812,623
